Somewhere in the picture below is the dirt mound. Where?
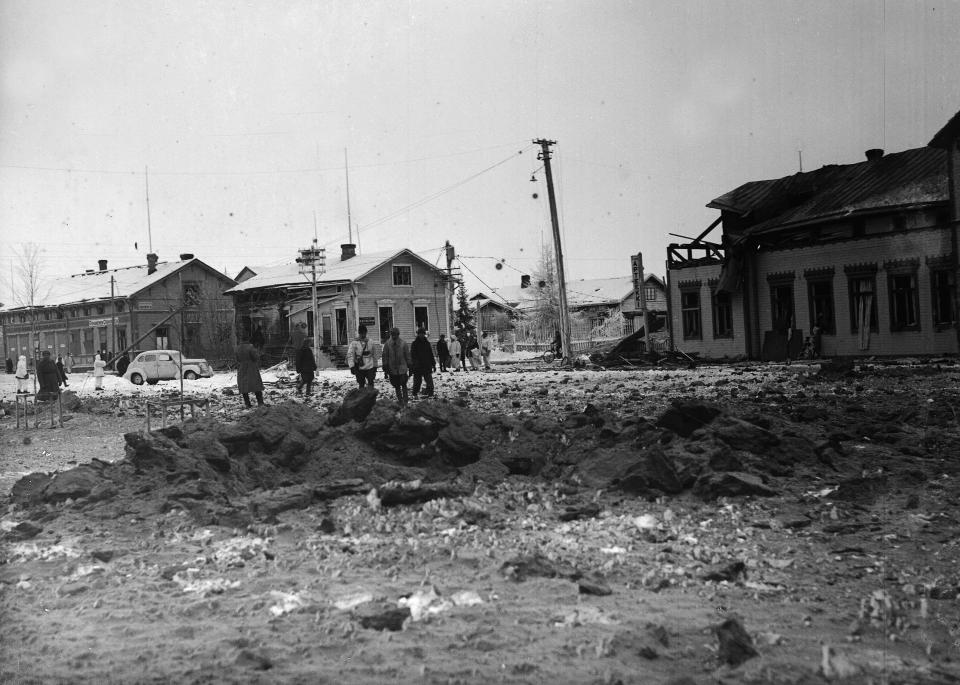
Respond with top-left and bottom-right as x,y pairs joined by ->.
6,392 -> 832,526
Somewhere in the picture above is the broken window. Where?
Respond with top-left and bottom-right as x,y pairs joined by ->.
888,273 -> 919,331
182,282 -> 201,306
415,306 -> 429,333
681,289 -> 701,340
711,290 -> 733,338
769,284 -> 794,331
807,280 -> 835,334
848,276 -> 878,334
931,269 -> 956,328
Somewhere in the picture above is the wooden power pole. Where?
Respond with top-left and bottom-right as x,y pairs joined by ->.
535,138 -> 572,364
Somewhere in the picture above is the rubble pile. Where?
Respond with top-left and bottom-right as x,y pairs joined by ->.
6,388 -> 838,527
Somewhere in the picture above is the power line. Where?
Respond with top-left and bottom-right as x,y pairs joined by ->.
0,141 -> 530,177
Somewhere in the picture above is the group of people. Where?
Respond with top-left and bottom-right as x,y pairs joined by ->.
12,351 -> 111,396
344,325 -> 493,406
435,330 -> 492,372
233,325 -> 495,410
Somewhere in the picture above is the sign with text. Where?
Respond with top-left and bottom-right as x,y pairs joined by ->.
631,254 -> 644,309
88,318 -> 111,327
358,316 -> 376,327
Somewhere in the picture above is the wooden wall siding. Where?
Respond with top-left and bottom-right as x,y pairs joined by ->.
668,220 -> 958,359
3,262 -> 236,364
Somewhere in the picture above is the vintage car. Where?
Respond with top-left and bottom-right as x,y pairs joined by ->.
122,350 -> 214,385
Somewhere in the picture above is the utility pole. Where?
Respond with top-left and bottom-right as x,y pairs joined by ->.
110,275 -> 118,368
297,240 -> 326,354
445,241 -> 456,338
534,138 -> 572,364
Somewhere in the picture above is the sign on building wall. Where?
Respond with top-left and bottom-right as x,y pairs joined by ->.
89,318 -> 111,327
138,302 -> 153,310
631,254 -> 644,309
358,316 -> 376,327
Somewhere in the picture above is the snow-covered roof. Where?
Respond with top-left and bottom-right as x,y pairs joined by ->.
0,257 -> 229,311
481,276 -> 642,310
224,248 -> 445,294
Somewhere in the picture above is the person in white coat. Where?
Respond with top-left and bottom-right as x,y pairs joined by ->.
448,336 -> 462,372
15,355 -> 29,394
93,354 -> 106,391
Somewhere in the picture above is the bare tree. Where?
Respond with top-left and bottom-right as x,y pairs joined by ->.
13,243 -> 49,308
526,244 -> 560,339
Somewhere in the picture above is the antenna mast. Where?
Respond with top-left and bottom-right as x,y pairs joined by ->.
345,148 -> 353,244
145,166 -> 153,253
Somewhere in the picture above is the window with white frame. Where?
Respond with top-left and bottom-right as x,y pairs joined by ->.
392,265 -> 412,286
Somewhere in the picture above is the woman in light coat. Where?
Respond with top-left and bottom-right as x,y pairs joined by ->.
93,354 -> 106,391
448,337 -> 462,372
15,355 -> 29,394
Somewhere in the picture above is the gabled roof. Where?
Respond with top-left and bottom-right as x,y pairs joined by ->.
0,257 -> 233,311
224,248 -> 446,294
484,276 -> 651,310
708,146 -> 948,238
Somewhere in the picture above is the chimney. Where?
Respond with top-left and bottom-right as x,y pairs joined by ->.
865,148 -> 884,161
341,243 -> 356,261
179,253 -> 194,260
98,259 -> 108,271
147,253 -> 158,275
520,274 -> 531,289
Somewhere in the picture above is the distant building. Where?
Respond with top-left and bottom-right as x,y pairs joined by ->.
225,244 -> 453,366
0,253 -> 237,368
476,274 -> 667,334
666,109 -> 960,359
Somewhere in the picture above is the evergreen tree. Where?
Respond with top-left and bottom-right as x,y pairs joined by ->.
454,281 -> 475,334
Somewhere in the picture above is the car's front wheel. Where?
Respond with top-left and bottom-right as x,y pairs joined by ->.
130,373 -> 144,385
184,370 -> 198,380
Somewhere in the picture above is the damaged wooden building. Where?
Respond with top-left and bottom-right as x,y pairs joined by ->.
666,111 -> 960,360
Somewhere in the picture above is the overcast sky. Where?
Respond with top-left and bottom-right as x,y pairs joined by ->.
1,0 -> 959,305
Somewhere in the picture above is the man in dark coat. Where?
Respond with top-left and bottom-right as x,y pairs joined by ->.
36,351 -> 61,401
295,339 -> 317,397
116,352 -> 130,377
435,334 -> 449,373
236,336 -> 265,408
410,328 -> 435,399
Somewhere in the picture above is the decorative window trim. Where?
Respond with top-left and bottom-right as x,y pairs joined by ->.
803,267 -> 835,280
925,255 -> 952,269
765,271 -> 795,284
677,279 -> 702,290
883,258 -> 920,275
412,299 -> 430,305
843,262 -> 878,276
707,277 -> 719,287
375,299 -> 395,306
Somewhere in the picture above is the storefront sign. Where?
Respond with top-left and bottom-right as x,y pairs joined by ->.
358,316 -> 376,326
138,302 -> 154,310
89,318 -> 111,327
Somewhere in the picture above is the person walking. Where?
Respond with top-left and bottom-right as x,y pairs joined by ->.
480,331 -> 492,371
93,353 -> 106,391
436,334 -> 449,373
381,327 -> 411,406
448,335 -> 462,373
15,355 -> 29,394
346,324 -> 379,388
295,339 -> 317,397
65,353 -> 74,374
410,328 -> 436,399
236,335 -> 266,408
56,355 -> 69,387
37,351 -> 61,401
466,333 -> 480,371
